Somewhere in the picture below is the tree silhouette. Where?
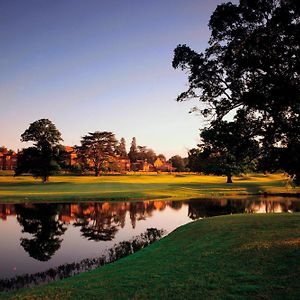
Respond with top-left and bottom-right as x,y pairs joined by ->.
137,146 -> 157,164
173,0 -> 300,183
15,119 -> 63,182
197,120 -> 259,183
128,137 -> 138,163
116,137 -> 128,158
76,131 -> 117,176
169,155 -> 186,172
73,203 -> 126,241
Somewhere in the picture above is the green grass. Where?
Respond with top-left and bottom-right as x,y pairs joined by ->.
3,213 -> 300,299
0,173 -> 299,202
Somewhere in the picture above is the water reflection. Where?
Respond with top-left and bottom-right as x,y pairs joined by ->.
187,198 -> 300,219
72,203 -> 125,241
15,204 -> 67,261
0,197 -> 300,279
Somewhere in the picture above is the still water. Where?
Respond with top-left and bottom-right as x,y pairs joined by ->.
0,197 -> 300,279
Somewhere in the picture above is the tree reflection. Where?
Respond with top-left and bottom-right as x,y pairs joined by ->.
15,204 -> 67,261
7,198 -> 300,262
73,203 -> 126,241
188,199 -> 245,219
129,201 -> 155,229
187,198 -> 300,220
170,201 -> 183,210
72,201 -> 168,239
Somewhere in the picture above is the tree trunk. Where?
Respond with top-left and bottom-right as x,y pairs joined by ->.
94,165 -> 99,176
42,175 -> 48,183
226,174 -> 233,184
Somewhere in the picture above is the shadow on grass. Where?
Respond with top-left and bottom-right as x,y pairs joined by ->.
170,179 -> 287,195
0,194 -> 166,204
0,182 -> 74,187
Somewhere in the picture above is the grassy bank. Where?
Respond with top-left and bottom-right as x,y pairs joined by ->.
3,213 -> 300,299
0,173 -> 299,202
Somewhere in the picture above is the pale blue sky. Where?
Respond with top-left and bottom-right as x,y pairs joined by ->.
0,0 -> 228,158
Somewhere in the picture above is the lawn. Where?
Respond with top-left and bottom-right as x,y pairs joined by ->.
0,173 -> 298,202
2,213 -> 300,299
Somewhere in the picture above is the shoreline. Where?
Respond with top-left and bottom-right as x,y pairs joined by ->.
2,213 -> 300,299
0,229 -> 165,293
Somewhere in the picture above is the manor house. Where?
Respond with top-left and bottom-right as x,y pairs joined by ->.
0,148 -> 17,170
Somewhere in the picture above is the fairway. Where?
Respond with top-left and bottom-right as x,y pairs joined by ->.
0,173 -> 298,202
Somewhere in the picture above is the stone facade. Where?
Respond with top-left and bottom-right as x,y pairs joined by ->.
64,146 -> 131,172
0,148 -> 18,170
154,157 -> 173,172
0,146 -> 172,173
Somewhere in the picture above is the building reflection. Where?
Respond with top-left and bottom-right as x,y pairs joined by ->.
0,198 -> 300,262
1,199 -> 300,225
0,204 -> 16,220
72,202 -> 127,241
245,200 -> 294,213
0,201 -> 173,261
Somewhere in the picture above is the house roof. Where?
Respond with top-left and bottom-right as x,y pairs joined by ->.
64,146 -> 74,152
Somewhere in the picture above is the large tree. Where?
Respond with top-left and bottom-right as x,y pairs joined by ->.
137,146 -> 157,164
169,155 -> 186,172
173,0 -> 300,183
187,148 -> 202,173
197,120 -> 259,183
116,137 -> 128,158
73,203 -> 124,241
76,131 -> 117,176
128,137 -> 138,163
15,119 -> 63,182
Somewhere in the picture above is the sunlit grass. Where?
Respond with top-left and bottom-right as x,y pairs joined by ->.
0,173 -> 299,202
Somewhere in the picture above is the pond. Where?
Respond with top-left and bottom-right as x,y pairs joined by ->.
0,197 -> 300,280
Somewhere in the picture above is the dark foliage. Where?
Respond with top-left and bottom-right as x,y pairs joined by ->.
15,204 -> 67,261
197,120 -> 259,183
15,119 -> 63,182
173,0 -> 300,183
169,155 -> 186,172
116,137 -> 128,158
76,131 -> 117,176
128,137 -> 157,164
128,137 -> 138,163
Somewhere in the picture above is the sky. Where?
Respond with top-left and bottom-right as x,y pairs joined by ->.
0,0 -> 228,158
